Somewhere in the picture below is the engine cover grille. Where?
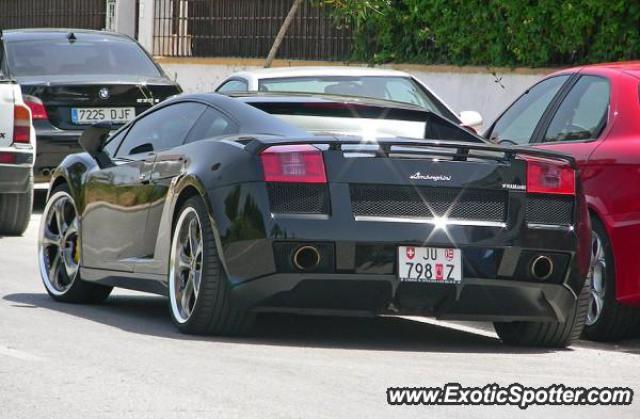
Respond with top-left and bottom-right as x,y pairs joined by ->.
526,195 -> 574,225
350,184 -> 507,222
267,183 -> 330,214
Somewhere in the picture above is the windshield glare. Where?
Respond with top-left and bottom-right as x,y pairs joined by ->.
5,38 -> 162,78
259,76 -> 441,113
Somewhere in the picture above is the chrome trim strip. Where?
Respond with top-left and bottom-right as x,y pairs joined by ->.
354,215 -> 506,228
527,223 -> 574,231
271,213 -> 330,221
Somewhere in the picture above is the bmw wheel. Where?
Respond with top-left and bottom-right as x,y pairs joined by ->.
38,184 -> 112,303
168,195 -> 254,335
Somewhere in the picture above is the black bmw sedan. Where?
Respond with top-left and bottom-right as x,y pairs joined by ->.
0,29 -> 181,180
39,93 -> 591,347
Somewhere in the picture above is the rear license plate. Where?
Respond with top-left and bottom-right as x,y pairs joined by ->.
71,107 -> 135,125
398,246 -> 462,283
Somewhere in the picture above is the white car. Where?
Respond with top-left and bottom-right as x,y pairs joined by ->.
215,66 -> 483,131
0,78 -> 35,235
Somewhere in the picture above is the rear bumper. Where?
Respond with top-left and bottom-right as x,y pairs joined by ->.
34,130 -> 82,180
209,182 -> 588,323
230,273 -> 578,322
0,148 -> 33,193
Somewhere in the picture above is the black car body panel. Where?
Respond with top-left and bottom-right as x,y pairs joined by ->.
48,93 -> 590,323
1,29 -> 182,179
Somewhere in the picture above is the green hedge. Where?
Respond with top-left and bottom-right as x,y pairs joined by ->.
320,0 -> 640,67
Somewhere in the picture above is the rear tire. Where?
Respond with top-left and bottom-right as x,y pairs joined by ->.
494,275 -> 591,348
0,177 -> 33,236
582,216 -> 640,341
38,184 -> 112,304
168,195 -> 254,335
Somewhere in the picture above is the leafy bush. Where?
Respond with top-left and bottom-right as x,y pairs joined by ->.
320,0 -> 640,67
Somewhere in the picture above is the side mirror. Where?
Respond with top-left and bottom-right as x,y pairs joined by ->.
459,111 -> 484,132
79,122 -> 113,168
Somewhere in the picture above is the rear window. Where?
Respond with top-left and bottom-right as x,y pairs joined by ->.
258,76 -> 456,120
246,101 -> 483,143
5,36 -> 162,78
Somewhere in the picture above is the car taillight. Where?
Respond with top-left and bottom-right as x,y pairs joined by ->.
13,104 -> 31,144
260,144 -> 327,183
526,158 -> 575,195
23,95 -> 48,120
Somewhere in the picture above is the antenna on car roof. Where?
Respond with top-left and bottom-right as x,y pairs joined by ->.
67,32 -> 77,43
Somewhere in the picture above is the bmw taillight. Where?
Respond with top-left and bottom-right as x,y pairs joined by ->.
526,158 -> 575,195
13,104 -> 31,144
260,144 -> 327,183
23,95 -> 48,120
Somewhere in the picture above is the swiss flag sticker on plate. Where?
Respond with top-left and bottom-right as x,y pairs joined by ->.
405,246 -> 415,260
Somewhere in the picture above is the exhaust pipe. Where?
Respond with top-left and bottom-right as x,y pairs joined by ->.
41,168 -> 51,177
292,245 -> 321,272
530,256 -> 554,280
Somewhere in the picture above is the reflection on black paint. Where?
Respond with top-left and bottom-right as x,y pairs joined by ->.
223,185 -> 266,242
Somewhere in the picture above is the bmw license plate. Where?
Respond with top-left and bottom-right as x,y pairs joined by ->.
71,107 -> 135,125
398,246 -> 462,283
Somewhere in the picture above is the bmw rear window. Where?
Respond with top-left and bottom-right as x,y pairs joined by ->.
4,36 -> 162,78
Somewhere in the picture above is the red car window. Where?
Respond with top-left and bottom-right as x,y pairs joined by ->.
489,75 -> 569,145
543,75 -> 610,143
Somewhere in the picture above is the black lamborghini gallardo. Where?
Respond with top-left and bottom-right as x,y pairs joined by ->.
38,92 -> 591,347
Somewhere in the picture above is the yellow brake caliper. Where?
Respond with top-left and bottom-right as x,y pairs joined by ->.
74,239 -> 80,263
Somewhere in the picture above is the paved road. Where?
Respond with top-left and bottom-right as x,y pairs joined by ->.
1,192 -> 639,418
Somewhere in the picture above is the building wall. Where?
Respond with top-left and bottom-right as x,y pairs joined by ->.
0,0 -> 106,30
156,57 -> 552,125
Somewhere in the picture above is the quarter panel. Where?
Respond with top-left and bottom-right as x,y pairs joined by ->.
580,72 -> 640,304
131,139 -> 264,278
586,136 -> 640,305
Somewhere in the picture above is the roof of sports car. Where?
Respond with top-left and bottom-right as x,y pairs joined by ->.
172,93 -> 309,137
227,66 -> 413,80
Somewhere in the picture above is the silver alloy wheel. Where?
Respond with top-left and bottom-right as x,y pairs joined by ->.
586,231 -> 606,326
38,191 -> 81,296
169,207 -> 204,324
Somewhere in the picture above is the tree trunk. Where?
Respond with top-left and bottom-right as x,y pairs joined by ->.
264,0 -> 304,68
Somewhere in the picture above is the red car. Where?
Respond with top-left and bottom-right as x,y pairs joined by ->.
485,62 -> 640,341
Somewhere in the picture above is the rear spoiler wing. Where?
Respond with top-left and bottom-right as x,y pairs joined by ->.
245,137 -> 577,169
242,95 -> 485,143
238,97 -> 574,168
